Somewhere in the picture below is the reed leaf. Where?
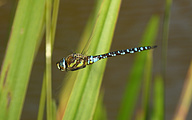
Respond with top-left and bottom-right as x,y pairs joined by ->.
45,0 -> 53,119
173,60 -> 192,120
117,15 -> 159,120
58,0 -> 122,120
0,0 -> 45,119
136,49 -> 154,120
38,0 -> 60,119
93,91 -> 107,120
152,75 -> 164,120
161,0 -> 172,79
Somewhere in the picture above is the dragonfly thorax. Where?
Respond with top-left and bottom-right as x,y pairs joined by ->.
57,53 -> 88,71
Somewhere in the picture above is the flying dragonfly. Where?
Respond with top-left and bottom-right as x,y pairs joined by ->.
56,45 -> 157,71
56,2 -> 157,72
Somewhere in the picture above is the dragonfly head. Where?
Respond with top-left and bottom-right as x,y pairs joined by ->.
56,58 -> 66,71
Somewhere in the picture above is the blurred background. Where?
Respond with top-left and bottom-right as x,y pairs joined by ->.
0,0 -> 192,120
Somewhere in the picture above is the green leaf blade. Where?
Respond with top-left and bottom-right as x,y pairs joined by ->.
0,0 -> 45,119
62,1 -> 122,120
117,15 -> 159,120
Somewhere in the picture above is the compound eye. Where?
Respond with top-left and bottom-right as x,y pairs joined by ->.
56,58 -> 66,71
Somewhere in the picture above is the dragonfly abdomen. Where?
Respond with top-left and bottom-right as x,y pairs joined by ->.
87,46 -> 157,65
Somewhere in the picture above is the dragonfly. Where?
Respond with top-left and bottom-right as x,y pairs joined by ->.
56,45 -> 157,71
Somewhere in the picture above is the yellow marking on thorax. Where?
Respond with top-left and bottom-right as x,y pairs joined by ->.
76,60 -> 84,68
68,60 -> 76,68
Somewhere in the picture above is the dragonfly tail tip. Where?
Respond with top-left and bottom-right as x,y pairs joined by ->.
152,45 -> 157,49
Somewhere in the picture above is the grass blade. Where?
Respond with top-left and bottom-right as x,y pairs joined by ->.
0,0 -> 45,119
37,74 -> 46,120
117,15 -> 159,120
37,0 -> 60,119
45,0 -> 53,119
56,1 -> 102,118
93,91 -> 107,120
173,60 -> 192,120
152,75 -> 164,120
60,0 -> 122,120
136,50 -> 154,120
161,0 -> 172,79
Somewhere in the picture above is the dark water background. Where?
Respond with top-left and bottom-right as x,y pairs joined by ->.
0,0 -> 192,120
